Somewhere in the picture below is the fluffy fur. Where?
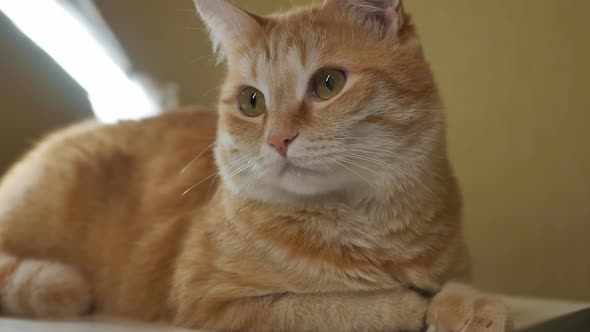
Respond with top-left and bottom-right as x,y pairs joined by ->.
0,0 -> 510,330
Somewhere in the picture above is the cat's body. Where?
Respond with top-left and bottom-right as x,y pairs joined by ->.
0,0 -> 510,331
0,109 -> 218,319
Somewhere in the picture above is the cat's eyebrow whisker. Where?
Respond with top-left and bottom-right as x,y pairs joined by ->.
180,143 -> 216,175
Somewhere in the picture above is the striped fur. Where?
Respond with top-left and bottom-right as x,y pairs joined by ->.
0,0 -> 510,330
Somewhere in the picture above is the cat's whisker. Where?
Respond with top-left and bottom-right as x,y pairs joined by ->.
180,142 -> 216,174
236,165 -> 266,206
340,147 -> 421,160
339,143 -> 429,156
227,161 -> 254,178
181,172 -> 219,197
336,146 -> 407,161
337,150 -> 445,202
181,155 -> 254,199
233,161 -> 255,177
337,158 -> 381,180
339,152 -> 392,168
206,173 -> 221,198
407,172 -> 445,206
238,173 -> 259,199
340,146 -> 443,179
325,156 -> 371,186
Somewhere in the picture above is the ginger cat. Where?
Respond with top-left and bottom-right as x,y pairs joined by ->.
0,0 -> 511,331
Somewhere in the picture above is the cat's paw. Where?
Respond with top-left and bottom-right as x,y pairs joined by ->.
425,283 -> 512,332
396,290 -> 431,331
31,262 -> 93,317
1,258 -> 93,317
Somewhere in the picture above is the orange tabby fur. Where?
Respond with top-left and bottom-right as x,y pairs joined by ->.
0,0 -> 510,331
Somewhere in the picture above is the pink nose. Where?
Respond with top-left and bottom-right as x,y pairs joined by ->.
268,131 -> 299,157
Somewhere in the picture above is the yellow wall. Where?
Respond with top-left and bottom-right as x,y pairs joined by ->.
404,1 -> 590,301
1,1 -> 588,300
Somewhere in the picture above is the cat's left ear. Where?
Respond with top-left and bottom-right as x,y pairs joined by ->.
193,0 -> 263,61
327,0 -> 409,40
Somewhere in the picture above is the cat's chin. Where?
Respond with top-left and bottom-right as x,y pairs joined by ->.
277,162 -> 319,177
230,169 -> 361,204
241,182 -> 342,205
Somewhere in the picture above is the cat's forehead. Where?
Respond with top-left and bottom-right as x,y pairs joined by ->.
236,20 -> 329,102
250,19 -> 327,69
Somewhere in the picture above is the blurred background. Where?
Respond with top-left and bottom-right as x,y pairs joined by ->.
0,0 -> 588,301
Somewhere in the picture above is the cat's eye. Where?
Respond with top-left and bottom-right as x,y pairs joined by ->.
312,69 -> 346,100
238,87 -> 266,117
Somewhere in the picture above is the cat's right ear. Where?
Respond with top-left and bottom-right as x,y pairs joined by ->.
193,0 -> 263,62
326,0 -> 410,41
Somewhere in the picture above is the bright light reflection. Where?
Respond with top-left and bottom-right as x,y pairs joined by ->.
0,0 -> 160,123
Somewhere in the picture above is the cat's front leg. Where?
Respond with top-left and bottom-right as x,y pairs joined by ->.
176,287 -> 429,332
425,283 -> 512,332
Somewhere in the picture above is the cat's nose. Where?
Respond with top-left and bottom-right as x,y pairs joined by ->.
267,131 -> 299,157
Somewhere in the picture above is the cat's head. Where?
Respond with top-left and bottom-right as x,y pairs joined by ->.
195,0 -> 445,203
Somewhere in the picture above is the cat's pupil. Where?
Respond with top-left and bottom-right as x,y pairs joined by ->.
250,93 -> 257,109
325,75 -> 334,91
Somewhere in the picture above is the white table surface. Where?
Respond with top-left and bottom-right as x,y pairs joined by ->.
0,295 -> 588,331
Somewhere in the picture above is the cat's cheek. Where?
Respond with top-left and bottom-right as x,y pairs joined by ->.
216,130 -> 235,148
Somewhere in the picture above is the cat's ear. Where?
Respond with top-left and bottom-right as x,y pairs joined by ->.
327,0 -> 409,40
193,0 -> 263,61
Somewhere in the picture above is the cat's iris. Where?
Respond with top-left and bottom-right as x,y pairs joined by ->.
312,69 -> 346,100
238,87 -> 266,117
